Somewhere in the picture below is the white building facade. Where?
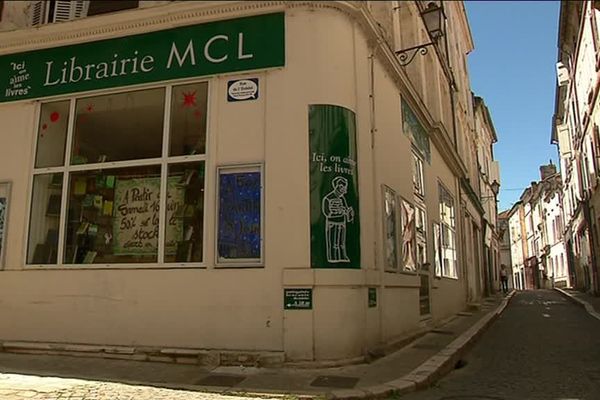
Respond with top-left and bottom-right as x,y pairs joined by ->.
0,1 -> 498,365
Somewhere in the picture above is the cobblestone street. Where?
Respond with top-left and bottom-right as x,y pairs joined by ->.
0,373 -> 273,400
400,290 -> 600,400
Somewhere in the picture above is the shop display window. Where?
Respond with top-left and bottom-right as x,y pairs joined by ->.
28,82 -> 210,267
165,162 -> 205,263
35,101 -> 70,168
71,88 -> 165,164
170,82 -> 208,156
27,173 -> 63,264
64,165 -> 161,264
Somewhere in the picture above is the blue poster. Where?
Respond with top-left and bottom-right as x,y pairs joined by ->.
218,171 -> 261,260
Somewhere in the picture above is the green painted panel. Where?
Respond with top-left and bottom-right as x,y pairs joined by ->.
0,13 -> 284,103
309,105 -> 360,269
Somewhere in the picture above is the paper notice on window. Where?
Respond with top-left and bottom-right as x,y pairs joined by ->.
113,177 -> 184,256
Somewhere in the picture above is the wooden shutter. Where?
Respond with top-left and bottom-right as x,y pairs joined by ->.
30,0 -> 47,26
53,0 -> 89,22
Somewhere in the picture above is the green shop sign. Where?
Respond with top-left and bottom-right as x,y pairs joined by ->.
0,12 -> 285,103
309,104 -> 361,269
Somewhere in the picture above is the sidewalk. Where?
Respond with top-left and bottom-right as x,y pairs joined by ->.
555,287 -> 600,321
0,292 -> 515,400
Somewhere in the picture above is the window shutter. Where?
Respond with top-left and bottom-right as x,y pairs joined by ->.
53,0 -> 89,22
72,0 -> 90,18
30,0 -> 47,26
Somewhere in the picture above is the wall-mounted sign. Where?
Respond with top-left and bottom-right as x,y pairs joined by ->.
227,78 -> 259,101
368,287 -> 377,308
0,13 -> 284,103
284,288 -> 313,310
309,105 -> 361,269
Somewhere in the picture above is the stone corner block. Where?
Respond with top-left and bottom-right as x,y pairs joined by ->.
363,384 -> 395,398
328,388 -> 368,400
386,378 -> 416,394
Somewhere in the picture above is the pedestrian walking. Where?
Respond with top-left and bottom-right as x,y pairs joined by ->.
500,264 -> 509,294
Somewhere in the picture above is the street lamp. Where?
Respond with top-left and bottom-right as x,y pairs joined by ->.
394,2 -> 446,66
481,181 -> 500,202
491,180 -> 500,195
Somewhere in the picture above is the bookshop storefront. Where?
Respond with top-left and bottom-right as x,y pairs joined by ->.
0,2 -> 465,365
0,10 -> 298,363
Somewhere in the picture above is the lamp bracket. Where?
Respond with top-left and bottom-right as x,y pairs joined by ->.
395,42 -> 435,66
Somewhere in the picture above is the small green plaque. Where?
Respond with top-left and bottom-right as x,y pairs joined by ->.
284,288 -> 312,310
368,287 -> 377,308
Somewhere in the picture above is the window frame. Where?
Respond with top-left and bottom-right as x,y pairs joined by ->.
438,182 -> 458,279
412,150 -> 425,198
381,184 -> 399,272
415,202 -> 427,266
25,79 -> 210,269
399,195 -> 417,274
214,163 -> 264,268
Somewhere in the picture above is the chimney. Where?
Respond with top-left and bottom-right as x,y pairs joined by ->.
540,164 -> 557,180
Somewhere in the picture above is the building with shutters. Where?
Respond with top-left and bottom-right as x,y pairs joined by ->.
506,164 -> 568,290
553,1 -> 600,294
0,1 -> 500,365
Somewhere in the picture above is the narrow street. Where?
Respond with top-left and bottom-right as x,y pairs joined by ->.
401,290 -> 600,400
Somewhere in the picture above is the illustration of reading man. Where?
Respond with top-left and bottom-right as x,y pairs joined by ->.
322,176 -> 354,263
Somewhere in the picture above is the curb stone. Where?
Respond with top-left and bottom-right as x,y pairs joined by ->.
555,288 -> 600,321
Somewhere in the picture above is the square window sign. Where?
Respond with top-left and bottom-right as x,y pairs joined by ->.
217,169 -> 261,263
227,78 -> 259,102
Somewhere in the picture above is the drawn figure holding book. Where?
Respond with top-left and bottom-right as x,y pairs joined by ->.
322,176 -> 354,263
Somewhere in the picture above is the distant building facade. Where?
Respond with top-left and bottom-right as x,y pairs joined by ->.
507,165 -> 568,290
497,210 -> 513,290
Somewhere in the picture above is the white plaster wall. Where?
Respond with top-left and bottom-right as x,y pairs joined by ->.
0,4 -> 472,361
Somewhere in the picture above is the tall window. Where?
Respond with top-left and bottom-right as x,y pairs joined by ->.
438,183 -> 457,278
382,185 -> 398,271
412,152 -> 425,197
28,82 -> 210,266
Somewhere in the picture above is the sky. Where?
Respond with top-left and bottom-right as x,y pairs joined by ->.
464,1 -> 561,211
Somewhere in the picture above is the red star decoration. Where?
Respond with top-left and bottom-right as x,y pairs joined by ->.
194,110 -> 202,119
86,104 -> 94,112
182,90 -> 197,108
50,112 -> 60,122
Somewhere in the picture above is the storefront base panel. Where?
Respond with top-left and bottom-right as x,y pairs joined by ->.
0,341 -> 285,367
0,270 -> 283,353
430,278 -> 468,321
381,286 -> 421,342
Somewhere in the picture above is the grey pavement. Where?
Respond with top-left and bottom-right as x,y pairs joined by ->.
558,287 -> 600,319
0,292 -> 512,400
399,289 -> 600,400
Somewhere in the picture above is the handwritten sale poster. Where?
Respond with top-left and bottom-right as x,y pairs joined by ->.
113,177 -> 184,255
